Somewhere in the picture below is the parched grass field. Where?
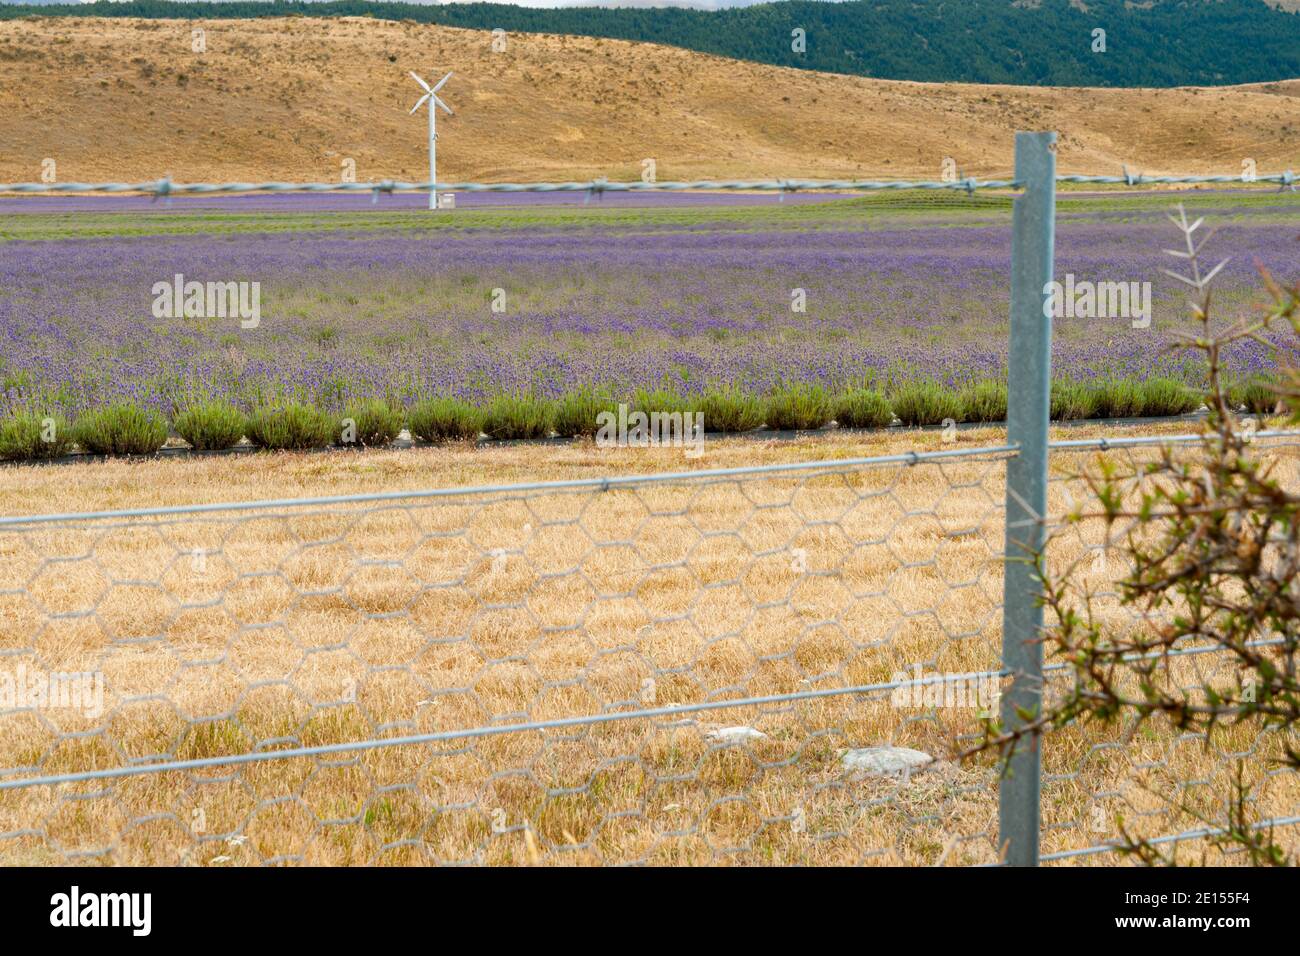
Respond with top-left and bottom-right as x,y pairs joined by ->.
1,422 -> 1296,865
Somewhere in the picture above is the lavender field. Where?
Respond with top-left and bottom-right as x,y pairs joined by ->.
1,192 -> 1296,421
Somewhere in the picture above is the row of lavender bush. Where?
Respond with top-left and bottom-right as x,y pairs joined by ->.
0,377 -> 1279,461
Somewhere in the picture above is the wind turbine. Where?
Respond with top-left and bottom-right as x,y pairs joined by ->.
409,70 -> 453,210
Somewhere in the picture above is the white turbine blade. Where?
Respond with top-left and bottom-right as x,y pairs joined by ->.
432,94 -> 453,115
432,71 -> 453,93
409,93 -> 430,114
409,71 -> 432,93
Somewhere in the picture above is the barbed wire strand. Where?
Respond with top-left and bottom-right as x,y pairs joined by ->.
0,169 -> 1295,198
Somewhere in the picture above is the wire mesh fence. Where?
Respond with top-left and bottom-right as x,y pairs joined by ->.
5,432 -> 1294,865
0,444 -> 1016,866
1035,431 -> 1300,864
3,429 -> 1300,864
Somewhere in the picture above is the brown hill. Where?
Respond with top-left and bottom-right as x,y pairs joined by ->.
0,16 -> 1296,184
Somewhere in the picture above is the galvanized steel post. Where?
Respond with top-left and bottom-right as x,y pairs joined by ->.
999,131 -> 1056,866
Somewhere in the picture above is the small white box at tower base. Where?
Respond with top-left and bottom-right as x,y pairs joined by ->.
437,192 -> 456,209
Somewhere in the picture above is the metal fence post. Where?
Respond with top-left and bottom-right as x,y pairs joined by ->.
999,131 -> 1056,866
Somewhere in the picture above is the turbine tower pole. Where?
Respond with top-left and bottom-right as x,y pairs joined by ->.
428,91 -> 437,210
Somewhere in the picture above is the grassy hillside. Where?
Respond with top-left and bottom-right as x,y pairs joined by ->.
1,17 -> 1297,184
3,0 -> 1300,87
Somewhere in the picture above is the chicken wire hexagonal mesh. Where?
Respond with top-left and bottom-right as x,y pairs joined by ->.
0,445 -> 1015,866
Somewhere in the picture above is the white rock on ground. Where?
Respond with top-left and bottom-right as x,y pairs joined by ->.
841,746 -> 934,777
706,726 -> 767,743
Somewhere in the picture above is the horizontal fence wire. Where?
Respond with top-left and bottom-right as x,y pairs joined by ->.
0,443 -> 1014,865
1039,814 -> 1300,863
0,668 -> 1011,792
0,169 -> 1295,199
1059,171 -> 1297,190
1049,429 -> 1300,450
0,444 -> 1019,527
0,177 -> 1020,197
1041,635 -> 1294,676
10,625 -> 1285,793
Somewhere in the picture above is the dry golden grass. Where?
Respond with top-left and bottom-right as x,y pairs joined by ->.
1,17 -> 1297,184
0,423 -> 1296,866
